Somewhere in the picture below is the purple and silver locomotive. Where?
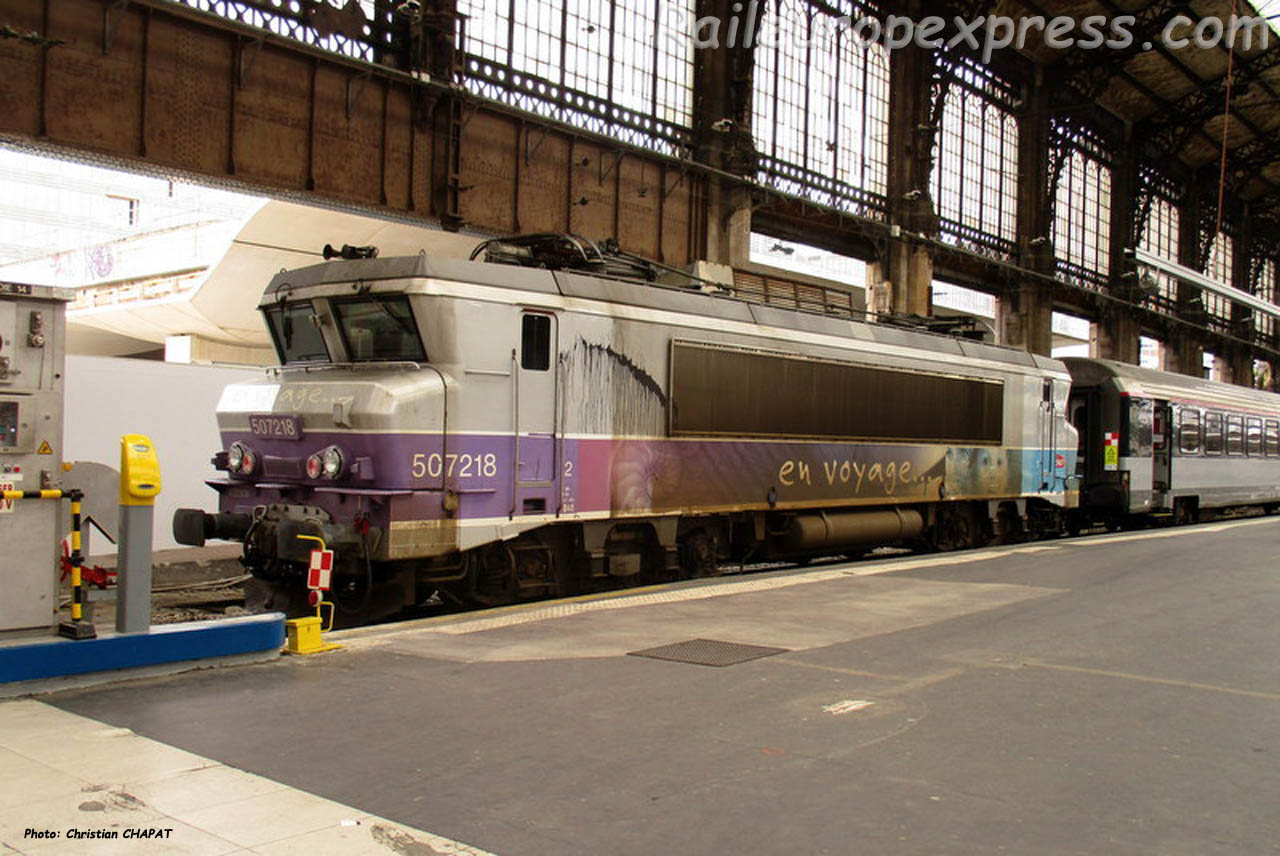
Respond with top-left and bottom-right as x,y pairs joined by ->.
175,235 -> 1080,623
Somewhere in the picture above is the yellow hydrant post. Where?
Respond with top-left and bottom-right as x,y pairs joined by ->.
118,434 -> 161,634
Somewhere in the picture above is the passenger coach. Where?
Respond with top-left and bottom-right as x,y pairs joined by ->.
1064,358 -> 1280,526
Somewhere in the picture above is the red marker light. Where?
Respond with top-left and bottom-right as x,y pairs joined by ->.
307,589 -> 322,608
306,454 -> 324,480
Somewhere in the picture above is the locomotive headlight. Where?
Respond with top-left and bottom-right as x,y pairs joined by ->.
228,442 -> 258,475
321,445 -> 345,480
306,453 -> 324,480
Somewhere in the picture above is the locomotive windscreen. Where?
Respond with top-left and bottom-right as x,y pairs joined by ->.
670,342 -> 1004,444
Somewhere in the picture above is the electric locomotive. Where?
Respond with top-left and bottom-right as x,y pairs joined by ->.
174,235 -> 1080,623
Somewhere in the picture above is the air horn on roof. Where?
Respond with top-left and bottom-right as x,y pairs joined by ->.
322,243 -> 379,261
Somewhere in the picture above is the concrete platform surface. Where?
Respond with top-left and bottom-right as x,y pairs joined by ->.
4,517 -> 1279,855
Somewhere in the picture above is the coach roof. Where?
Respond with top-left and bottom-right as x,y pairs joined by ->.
1064,358 -> 1280,412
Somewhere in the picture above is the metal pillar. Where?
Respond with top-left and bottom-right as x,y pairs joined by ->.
1007,68 -> 1055,356
690,0 -> 755,267
1092,312 -> 1140,364
882,34 -> 935,318
1098,134 -> 1141,364
115,505 -> 154,633
1172,184 -> 1208,376
997,281 -> 1054,356
1230,212 -> 1257,386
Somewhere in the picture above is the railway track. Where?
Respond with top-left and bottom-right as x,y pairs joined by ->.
67,505 -> 1271,632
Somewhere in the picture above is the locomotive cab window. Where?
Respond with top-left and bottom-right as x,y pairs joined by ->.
265,300 -> 330,364
1266,420 -> 1280,457
521,314 -> 552,371
1246,417 -> 1263,456
333,296 -> 426,362
1177,407 -> 1201,455
1204,412 -> 1224,455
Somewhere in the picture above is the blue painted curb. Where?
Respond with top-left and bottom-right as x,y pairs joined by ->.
0,614 -> 286,684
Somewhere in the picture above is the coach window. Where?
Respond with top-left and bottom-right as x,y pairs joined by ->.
1204,412 -> 1224,455
1177,407 -> 1201,455
1266,420 -> 1280,457
1126,398 -> 1154,457
1246,417 -> 1263,456
1226,415 -> 1244,456
521,314 -> 552,371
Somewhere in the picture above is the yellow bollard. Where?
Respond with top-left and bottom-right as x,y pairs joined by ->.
59,489 -> 95,639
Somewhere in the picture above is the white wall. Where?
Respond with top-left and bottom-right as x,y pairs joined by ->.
65,355 -> 260,552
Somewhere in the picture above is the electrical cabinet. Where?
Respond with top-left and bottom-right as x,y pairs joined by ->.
0,283 -> 71,635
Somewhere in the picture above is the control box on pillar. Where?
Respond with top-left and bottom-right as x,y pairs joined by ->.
0,283 -> 72,635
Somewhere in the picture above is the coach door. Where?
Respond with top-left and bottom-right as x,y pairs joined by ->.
1151,400 -> 1172,509
514,312 -> 559,516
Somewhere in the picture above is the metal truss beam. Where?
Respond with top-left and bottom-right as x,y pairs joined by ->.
0,0 -> 701,263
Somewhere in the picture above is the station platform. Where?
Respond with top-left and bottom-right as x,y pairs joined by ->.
2,516 -> 1278,855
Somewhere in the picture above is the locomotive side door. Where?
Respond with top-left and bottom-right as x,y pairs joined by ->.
1038,379 -> 1056,491
514,311 -> 559,516
1151,400 -> 1172,510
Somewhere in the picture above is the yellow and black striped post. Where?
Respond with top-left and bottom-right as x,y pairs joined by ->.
62,490 -> 94,639
0,488 -> 95,640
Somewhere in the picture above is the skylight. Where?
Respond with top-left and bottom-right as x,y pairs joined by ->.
1255,0 -> 1280,38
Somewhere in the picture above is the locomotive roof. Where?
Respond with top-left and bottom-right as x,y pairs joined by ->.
262,254 -> 1070,377
1063,358 -> 1280,411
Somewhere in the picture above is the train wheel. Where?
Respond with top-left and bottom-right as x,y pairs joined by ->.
468,537 -> 565,606
331,581 -> 411,628
469,543 -> 518,606
993,502 -> 1025,545
244,577 -> 309,618
1173,500 -> 1198,526
680,531 -> 721,578
933,506 -> 973,551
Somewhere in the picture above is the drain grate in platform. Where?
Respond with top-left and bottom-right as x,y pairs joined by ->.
627,638 -> 788,667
